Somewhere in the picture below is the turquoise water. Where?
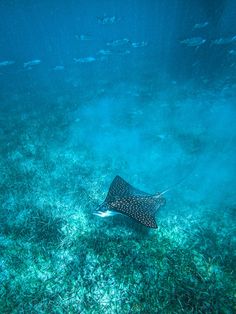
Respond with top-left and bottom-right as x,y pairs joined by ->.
0,1 -> 236,313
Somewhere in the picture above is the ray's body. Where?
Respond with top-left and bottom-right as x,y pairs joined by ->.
94,176 -> 166,228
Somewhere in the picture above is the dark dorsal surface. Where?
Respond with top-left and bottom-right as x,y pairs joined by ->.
101,176 -> 166,228
105,175 -> 150,203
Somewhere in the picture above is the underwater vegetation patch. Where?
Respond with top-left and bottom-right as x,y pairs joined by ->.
0,204 -> 235,313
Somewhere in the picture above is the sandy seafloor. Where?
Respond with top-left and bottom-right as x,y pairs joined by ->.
0,68 -> 236,313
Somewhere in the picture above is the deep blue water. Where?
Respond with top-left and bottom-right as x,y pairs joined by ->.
0,1 -> 236,313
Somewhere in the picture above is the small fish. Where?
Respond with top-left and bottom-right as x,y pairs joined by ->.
107,38 -> 130,47
75,34 -> 93,41
117,49 -> 131,55
97,49 -> 113,56
73,57 -> 96,63
180,37 -> 206,47
53,65 -> 65,71
131,41 -> 148,48
94,176 -> 166,228
228,49 -> 236,56
211,36 -> 236,45
97,15 -> 119,25
0,60 -> 15,67
24,59 -> 41,68
193,22 -> 209,29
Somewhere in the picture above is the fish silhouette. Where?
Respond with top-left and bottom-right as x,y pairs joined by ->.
94,176 -> 166,228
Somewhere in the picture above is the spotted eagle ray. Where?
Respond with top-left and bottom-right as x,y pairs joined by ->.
94,176 -> 166,228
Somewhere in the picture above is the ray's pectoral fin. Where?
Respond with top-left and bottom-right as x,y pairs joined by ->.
109,196 -> 160,228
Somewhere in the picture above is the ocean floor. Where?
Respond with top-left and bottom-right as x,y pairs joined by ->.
0,76 -> 235,313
